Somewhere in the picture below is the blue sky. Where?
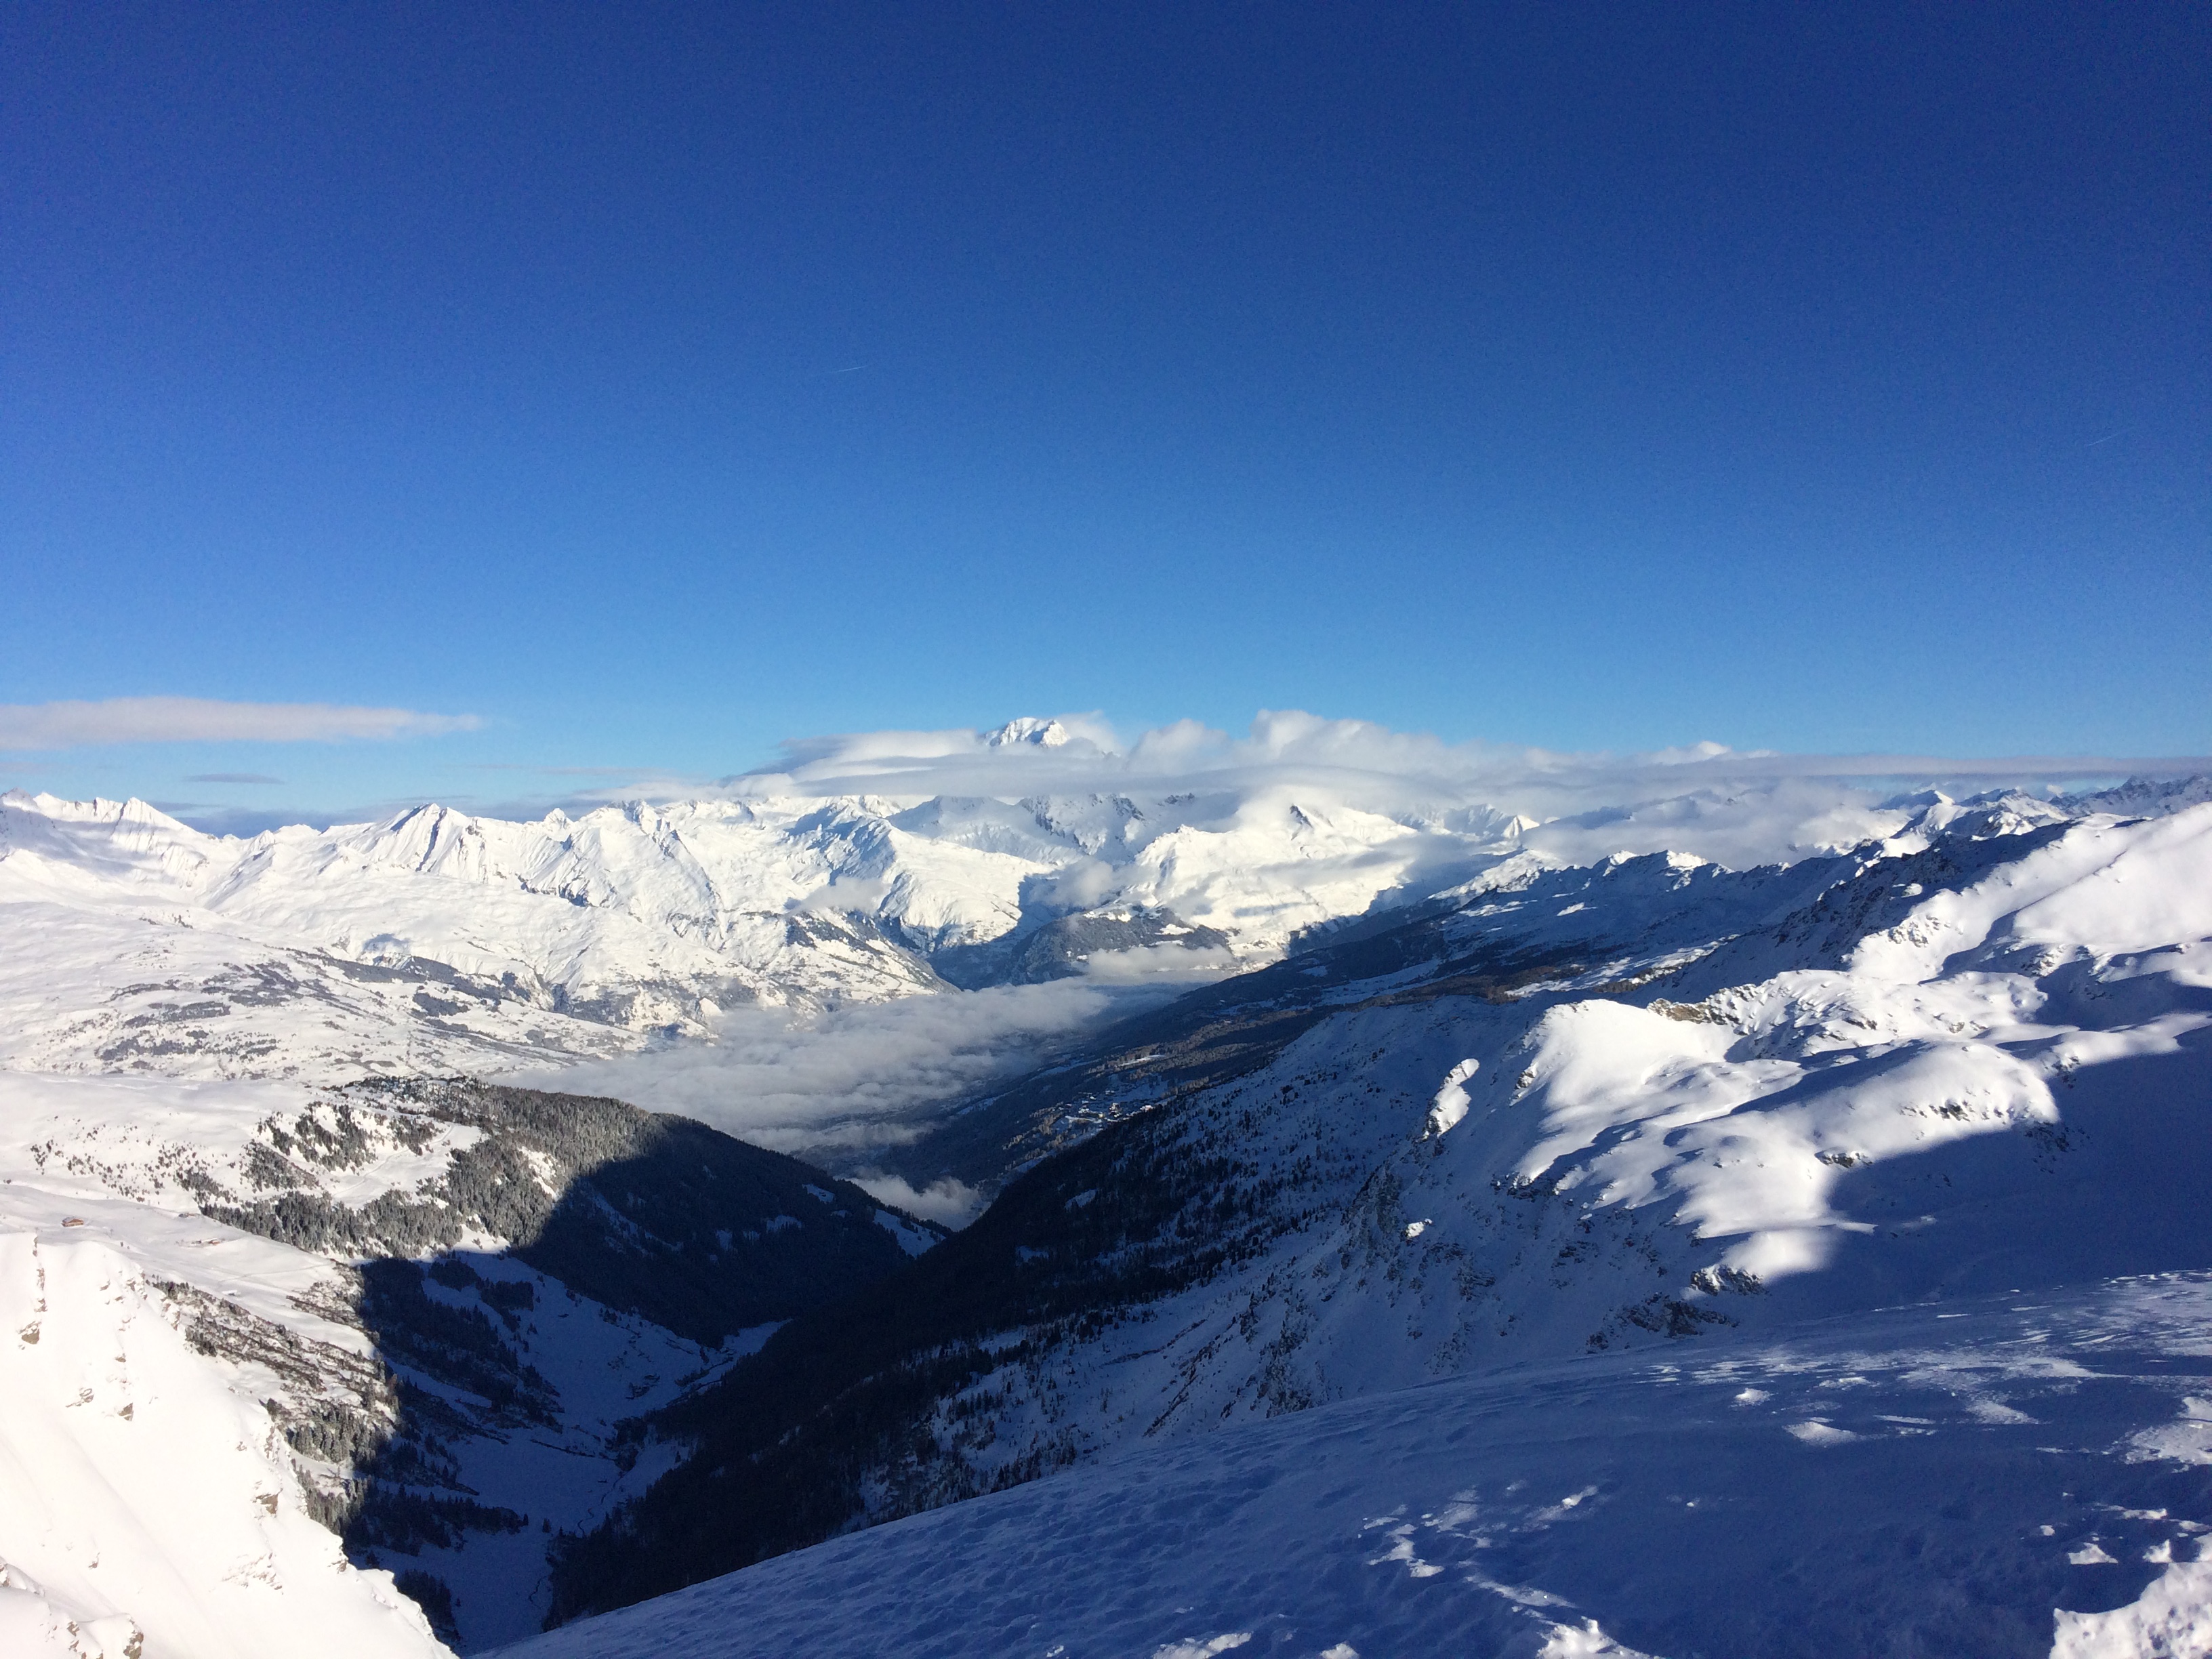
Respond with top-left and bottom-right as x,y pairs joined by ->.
3,3 -> 2205,827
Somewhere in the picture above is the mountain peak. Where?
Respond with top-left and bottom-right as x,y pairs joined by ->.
983,717 -> 1073,749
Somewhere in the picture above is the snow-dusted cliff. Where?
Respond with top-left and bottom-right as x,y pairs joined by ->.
0,1070 -> 936,1655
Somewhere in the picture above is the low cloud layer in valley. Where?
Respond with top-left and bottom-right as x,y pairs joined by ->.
510,979 -> 1181,1221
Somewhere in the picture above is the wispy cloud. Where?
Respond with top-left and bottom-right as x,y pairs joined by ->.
0,698 -> 481,750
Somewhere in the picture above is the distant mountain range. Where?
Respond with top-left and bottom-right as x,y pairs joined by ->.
0,775 -> 1535,1081
7,765 -> 2196,1082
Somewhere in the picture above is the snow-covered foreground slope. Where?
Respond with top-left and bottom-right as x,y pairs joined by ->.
495,1273 -> 2212,1659
0,1071 -> 938,1654
0,1179 -> 449,1659
541,799 -> 2212,1626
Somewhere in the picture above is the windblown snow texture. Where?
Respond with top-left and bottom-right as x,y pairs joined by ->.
491,1274 -> 2212,1659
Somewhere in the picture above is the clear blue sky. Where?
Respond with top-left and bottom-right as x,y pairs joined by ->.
3,3 -> 2206,825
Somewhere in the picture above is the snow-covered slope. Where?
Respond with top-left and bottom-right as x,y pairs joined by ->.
0,1071 -> 940,1654
1059,802 -> 2212,1413
542,798 -> 2212,1626
0,1151 -> 451,1659
492,1271 -> 2212,1659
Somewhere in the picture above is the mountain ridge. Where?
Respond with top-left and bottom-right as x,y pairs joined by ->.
8,773 -> 2201,1089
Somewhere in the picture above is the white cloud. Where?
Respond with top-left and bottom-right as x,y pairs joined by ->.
523,712 -> 2197,876
853,1174 -> 986,1227
0,697 -> 481,750
1507,777 -> 1911,869
697,712 -> 2205,815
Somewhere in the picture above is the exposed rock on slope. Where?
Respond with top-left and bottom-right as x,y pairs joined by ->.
0,1200 -> 451,1659
0,1073 -> 941,1654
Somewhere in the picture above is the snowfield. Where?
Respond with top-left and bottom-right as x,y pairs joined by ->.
1,755 -> 2209,1656
0,1171 -> 449,1659
487,1273 -> 2212,1659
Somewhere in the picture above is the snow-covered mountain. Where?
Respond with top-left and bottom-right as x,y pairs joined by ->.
4,752 -> 2211,1657
0,1192 -> 452,1659
5,750 -> 2196,1087
493,1272 -> 2212,1659
540,793 -> 2212,1639
0,775 -> 1537,1082
0,1072 -> 938,1656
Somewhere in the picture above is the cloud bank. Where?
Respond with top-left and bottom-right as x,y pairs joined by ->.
530,710 -> 2210,874
0,698 -> 481,750
511,980 -> 1176,1219
718,710 -> 2209,806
